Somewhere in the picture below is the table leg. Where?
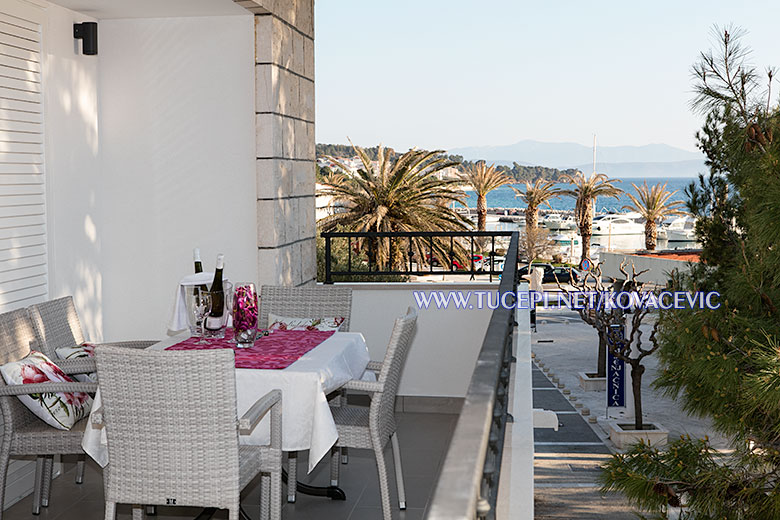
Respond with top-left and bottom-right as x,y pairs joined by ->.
281,468 -> 346,500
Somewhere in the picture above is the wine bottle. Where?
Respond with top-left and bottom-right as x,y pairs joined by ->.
192,248 -> 208,294
205,253 -> 225,330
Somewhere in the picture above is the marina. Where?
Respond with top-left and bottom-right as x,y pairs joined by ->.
456,206 -> 700,264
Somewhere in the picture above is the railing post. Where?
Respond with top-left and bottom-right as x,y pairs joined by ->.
324,234 -> 332,284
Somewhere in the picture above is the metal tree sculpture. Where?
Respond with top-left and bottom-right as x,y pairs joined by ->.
555,262 -> 615,378
602,261 -> 661,431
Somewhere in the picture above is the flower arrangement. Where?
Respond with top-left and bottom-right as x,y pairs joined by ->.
232,283 -> 259,347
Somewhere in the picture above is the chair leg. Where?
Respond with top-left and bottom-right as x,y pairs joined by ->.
341,446 -> 349,464
41,456 -> 53,507
391,433 -> 407,510
270,469 -> 282,520
0,442 -> 11,520
31,457 -> 44,515
372,439 -> 393,520
131,505 -> 146,520
104,501 -> 116,520
330,446 -> 340,486
286,451 -> 297,503
76,455 -> 86,484
260,474 -> 270,520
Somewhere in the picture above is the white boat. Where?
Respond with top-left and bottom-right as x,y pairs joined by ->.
591,213 -> 644,235
541,213 -> 577,231
665,216 -> 696,241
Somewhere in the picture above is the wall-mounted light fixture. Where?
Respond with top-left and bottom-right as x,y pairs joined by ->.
73,22 -> 98,55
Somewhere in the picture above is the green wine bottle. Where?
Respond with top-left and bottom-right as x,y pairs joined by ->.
205,253 -> 225,330
193,248 -> 208,294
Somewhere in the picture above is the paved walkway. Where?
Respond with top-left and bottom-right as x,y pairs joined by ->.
532,360 -> 639,519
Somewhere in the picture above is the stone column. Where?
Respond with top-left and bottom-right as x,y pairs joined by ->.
240,0 -> 316,286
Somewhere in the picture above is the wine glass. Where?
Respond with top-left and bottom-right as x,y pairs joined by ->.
193,288 -> 212,344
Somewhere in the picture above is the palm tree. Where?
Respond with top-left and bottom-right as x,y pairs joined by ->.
511,179 -> 562,230
623,182 -> 685,250
317,142 -> 470,268
560,171 -> 623,264
458,162 -> 513,231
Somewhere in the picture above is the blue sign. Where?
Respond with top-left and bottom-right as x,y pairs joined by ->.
606,324 -> 626,408
579,258 -> 592,271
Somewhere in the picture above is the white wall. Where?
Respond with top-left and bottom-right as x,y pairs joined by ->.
44,2 -> 103,339
48,13 -> 256,341
343,283 -> 494,397
601,251 -> 692,286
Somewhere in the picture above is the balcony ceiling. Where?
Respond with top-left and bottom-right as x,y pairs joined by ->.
48,0 -> 249,19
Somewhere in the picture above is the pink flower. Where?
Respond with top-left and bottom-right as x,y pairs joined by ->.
62,392 -> 89,407
20,364 -> 48,385
42,361 -> 69,381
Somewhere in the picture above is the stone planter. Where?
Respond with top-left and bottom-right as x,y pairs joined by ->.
608,421 -> 669,449
578,371 -> 606,391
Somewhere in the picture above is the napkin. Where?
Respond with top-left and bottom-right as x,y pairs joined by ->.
167,273 -> 232,333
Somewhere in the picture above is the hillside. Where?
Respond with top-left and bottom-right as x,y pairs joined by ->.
316,143 -> 577,182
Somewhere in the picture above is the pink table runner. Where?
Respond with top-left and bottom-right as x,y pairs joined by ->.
165,328 -> 335,369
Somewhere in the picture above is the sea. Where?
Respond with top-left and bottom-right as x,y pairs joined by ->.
462,177 -> 695,213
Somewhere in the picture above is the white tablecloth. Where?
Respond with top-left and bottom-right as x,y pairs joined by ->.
82,331 -> 370,472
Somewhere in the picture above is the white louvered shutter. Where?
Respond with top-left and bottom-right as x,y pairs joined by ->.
0,2 -> 47,312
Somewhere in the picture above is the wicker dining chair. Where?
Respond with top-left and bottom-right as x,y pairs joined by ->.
0,308 -> 97,519
26,296 -> 158,500
94,345 -> 283,520
259,285 -> 352,331
258,284 -> 352,502
329,307 -> 417,520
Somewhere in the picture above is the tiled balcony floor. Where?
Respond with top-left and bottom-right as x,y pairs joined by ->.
4,412 -> 456,520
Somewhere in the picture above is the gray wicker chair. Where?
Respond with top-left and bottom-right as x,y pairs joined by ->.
27,296 -> 157,359
259,285 -> 352,331
258,284 -> 352,502
329,307 -> 417,520
26,296 -> 157,500
94,345 -> 283,520
0,308 -> 97,519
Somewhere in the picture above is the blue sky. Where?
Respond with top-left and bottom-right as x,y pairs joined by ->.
315,1 -> 779,153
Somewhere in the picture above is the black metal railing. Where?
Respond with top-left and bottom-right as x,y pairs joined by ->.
426,231 -> 520,519
321,231 -> 514,283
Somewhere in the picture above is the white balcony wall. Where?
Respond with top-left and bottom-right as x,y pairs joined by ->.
48,13 -> 257,341
342,283 -> 494,397
44,2 -> 101,338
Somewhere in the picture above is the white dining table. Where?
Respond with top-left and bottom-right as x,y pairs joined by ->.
82,330 -> 370,473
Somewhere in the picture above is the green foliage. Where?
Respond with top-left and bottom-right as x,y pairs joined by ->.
317,141 -> 471,269
316,230 -> 408,283
601,27 -> 780,519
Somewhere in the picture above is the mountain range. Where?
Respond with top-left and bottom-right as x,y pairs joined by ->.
449,140 -> 706,178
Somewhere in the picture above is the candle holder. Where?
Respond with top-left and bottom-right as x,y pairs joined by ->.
232,282 -> 259,348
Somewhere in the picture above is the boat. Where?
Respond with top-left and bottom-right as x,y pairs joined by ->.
665,215 -> 696,241
591,213 -> 644,235
541,213 -> 577,231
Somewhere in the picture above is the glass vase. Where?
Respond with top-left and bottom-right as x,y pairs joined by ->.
232,282 -> 258,348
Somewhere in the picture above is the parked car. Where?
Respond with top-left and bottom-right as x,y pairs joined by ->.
517,263 -> 554,280
425,253 -> 466,270
517,264 -> 581,284
548,266 -> 581,284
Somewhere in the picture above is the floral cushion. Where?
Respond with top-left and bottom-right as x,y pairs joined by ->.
0,351 -> 92,430
55,343 -> 96,383
267,313 -> 345,332
55,343 -> 95,360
